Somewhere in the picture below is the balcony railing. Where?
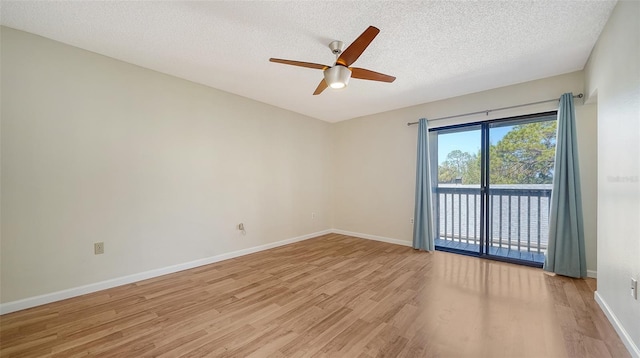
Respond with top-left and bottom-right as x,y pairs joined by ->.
435,184 -> 551,263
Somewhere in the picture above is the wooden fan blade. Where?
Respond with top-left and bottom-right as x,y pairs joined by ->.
269,58 -> 328,70
336,26 -> 380,67
313,79 -> 328,95
350,67 -> 396,83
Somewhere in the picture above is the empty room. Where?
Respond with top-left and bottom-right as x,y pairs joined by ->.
1,1 -> 638,357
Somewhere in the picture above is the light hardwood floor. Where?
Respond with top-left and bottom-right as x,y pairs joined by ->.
0,234 -> 630,357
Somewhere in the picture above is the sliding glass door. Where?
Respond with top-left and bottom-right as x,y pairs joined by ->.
433,112 -> 557,267
485,115 -> 556,265
433,125 -> 482,255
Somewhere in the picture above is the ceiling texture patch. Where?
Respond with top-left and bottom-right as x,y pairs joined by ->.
0,1 -> 616,122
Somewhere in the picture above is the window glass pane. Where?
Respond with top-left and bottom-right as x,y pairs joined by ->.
489,118 -> 557,184
436,125 -> 481,186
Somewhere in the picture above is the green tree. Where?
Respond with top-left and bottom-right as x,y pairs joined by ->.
437,120 -> 557,185
491,121 -> 557,184
439,150 -> 472,183
464,151 -> 481,184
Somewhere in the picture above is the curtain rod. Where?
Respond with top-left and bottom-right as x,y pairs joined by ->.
406,93 -> 583,126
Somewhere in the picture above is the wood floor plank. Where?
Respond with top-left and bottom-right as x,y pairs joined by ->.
0,234 -> 631,357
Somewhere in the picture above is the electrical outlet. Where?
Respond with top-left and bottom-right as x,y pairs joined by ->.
410,218 -> 414,224
94,242 -> 104,255
632,278 -> 638,300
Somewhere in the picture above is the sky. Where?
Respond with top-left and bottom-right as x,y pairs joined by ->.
437,126 -> 512,164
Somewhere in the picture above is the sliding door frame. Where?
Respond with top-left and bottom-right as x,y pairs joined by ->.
431,111 -> 557,267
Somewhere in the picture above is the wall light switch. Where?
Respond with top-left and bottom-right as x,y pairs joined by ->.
632,278 -> 638,300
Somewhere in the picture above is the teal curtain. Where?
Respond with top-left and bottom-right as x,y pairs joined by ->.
544,93 -> 586,278
413,118 -> 436,251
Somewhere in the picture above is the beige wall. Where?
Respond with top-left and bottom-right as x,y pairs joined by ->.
585,0 -> 640,353
1,27 -> 332,303
331,71 -> 599,274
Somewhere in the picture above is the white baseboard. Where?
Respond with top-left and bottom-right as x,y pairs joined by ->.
587,270 -> 597,278
331,229 -> 412,247
0,229 -> 332,315
594,291 -> 640,358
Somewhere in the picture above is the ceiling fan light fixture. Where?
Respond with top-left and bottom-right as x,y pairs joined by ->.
324,65 -> 351,89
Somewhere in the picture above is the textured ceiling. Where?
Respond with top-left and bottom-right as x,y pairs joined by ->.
1,1 -> 616,122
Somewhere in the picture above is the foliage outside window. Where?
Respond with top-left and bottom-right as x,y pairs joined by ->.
438,120 -> 557,185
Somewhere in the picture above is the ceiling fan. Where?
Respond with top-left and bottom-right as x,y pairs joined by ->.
269,26 -> 396,95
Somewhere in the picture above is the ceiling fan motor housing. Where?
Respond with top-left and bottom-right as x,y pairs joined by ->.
324,65 -> 351,89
